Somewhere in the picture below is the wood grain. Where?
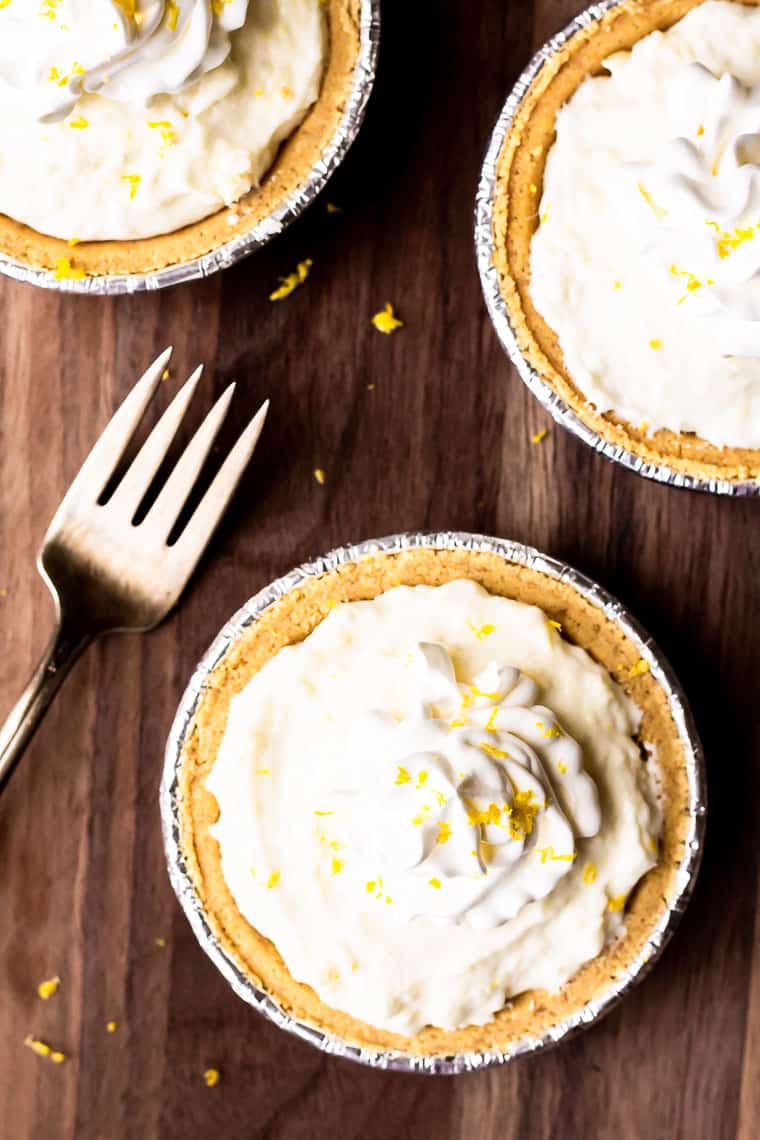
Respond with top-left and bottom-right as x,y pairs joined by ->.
1,2 -> 759,1138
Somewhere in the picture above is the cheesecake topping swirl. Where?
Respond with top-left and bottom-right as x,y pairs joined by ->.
0,0 -> 249,121
332,643 -> 602,930
629,61 -> 760,357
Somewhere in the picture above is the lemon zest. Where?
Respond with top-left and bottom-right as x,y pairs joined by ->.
37,976 -> 60,1000
371,302 -> 403,334
269,258 -> 312,301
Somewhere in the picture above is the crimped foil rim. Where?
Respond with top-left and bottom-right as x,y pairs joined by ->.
474,0 -> 760,497
0,0 -> 380,295
160,530 -> 706,1075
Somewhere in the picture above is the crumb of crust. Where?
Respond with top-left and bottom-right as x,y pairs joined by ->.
0,588 -> 7,597
106,1021 -> 117,1034
269,259 -> 312,301
204,1068 -> 220,1087
366,383 -> 375,391
531,428 -> 549,444
313,468 -> 326,485
54,257 -> 85,281
37,976 -> 60,1000
154,937 -> 167,948
629,658 -> 650,678
371,303 -> 403,334
24,1036 -> 66,1063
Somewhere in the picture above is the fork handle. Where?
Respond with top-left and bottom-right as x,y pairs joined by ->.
0,620 -> 94,794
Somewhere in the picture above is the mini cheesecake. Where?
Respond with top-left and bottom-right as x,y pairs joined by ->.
490,0 -> 760,486
177,545 -> 695,1058
0,0 -> 362,280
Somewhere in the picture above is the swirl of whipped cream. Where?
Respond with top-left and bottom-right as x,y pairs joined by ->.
627,61 -> 760,356
331,643 -> 601,930
0,0 -> 248,121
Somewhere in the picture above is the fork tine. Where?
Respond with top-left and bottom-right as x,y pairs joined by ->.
170,400 -> 269,572
63,348 -> 172,505
142,381 -> 237,539
107,364 -> 204,518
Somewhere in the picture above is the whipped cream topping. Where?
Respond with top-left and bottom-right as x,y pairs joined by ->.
333,644 -> 601,930
0,0 -> 325,240
530,1 -> 760,448
206,581 -> 659,1034
0,0 -> 248,121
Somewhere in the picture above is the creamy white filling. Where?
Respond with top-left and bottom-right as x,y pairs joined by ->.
0,0 -> 325,241
206,580 -> 659,1035
529,1 -> 760,449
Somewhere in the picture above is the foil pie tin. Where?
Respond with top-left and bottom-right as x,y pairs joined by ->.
0,0 -> 380,295
161,530 -> 706,1074
475,0 -> 760,497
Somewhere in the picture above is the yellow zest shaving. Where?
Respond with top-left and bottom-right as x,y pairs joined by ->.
255,768 -> 270,775
629,658 -> 650,678
648,339 -> 662,350
479,742 -> 508,761
583,862 -> 597,885
697,124 -> 704,136
529,183 -> 537,194
331,857 -> 344,876
371,302 -> 403,334
449,716 -> 468,728
531,428 -> 549,444
466,802 -> 503,827
266,871 -> 280,889
161,368 -> 170,381
154,937 -> 166,948
66,237 -> 81,247
637,182 -> 667,218
211,0 -> 230,11
165,0 -> 178,29
468,621 -> 495,640
281,85 -> 293,98
269,258 -> 312,301
54,257 -> 85,281
37,976 -> 60,1000
537,845 -> 576,864
204,1068 -> 220,1087
106,1021 -> 117,1033
313,810 -> 333,816
547,619 -> 562,632
535,721 -> 561,739
557,760 -> 568,775
437,822 -> 452,845
469,685 -> 501,701
416,770 -> 428,787
121,173 -> 141,199
326,202 -> 343,214
669,264 -> 704,304
395,766 -> 411,785
608,893 -> 626,912
429,877 -> 442,889
24,1036 -> 65,1063
313,467 -> 326,485
411,804 -> 431,826
508,790 -> 539,840
705,219 -> 757,259
484,707 -> 499,733
613,280 -> 622,290
69,116 -> 88,129
147,119 -> 177,147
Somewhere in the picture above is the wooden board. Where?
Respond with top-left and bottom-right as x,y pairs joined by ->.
1,2 -> 759,1137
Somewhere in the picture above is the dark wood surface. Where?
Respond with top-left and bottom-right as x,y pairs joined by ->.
1,2 -> 759,1137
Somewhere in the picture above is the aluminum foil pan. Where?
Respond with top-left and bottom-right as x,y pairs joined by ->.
161,530 -> 706,1074
0,0 -> 379,296
475,0 -> 760,497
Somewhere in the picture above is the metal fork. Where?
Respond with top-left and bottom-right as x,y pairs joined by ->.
0,348 -> 268,792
